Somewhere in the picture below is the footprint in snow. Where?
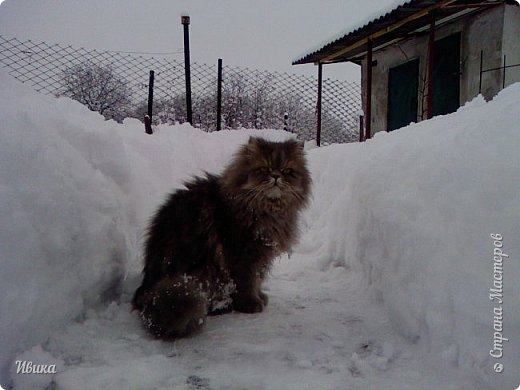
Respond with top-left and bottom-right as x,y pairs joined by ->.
186,375 -> 211,389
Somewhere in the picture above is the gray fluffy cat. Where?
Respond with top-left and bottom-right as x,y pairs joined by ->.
132,137 -> 311,338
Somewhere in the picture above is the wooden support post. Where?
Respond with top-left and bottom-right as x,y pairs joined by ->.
503,55 -> 507,89
365,39 -> 372,140
182,15 -> 193,125
427,11 -> 435,119
479,50 -> 483,94
317,62 -> 323,147
216,58 -> 223,131
359,115 -> 364,142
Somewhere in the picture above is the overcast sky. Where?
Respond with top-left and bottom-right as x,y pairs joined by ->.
0,0 -> 398,82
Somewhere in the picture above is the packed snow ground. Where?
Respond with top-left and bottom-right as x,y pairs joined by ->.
1,71 -> 520,389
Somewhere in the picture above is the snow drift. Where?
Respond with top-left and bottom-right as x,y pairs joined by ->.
0,74 -> 132,384
305,88 -> 520,388
1,69 -> 520,389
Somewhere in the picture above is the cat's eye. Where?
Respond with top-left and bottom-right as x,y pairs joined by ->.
256,167 -> 270,175
282,168 -> 294,175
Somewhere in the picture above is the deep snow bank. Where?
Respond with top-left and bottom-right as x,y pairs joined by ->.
1,69 -> 520,388
0,74 -> 133,384
0,72 -> 294,386
305,86 -> 520,387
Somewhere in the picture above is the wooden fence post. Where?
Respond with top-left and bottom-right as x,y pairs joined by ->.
217,58 -> 223,131
182,15 -> 193,125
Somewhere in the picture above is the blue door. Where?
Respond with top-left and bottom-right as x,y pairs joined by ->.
433,33 -> 461,116
387,59 -> 419,131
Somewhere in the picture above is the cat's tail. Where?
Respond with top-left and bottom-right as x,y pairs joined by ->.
134,275 -> 208,339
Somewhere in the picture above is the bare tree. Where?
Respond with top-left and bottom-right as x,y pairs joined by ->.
60,61 -> 132,122
222,73 -> 246,129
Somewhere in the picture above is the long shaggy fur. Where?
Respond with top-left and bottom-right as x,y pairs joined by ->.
132,137 -> 311,339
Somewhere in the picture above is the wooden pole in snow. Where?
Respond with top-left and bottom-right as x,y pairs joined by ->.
316,62 -> 323,147
182,15 -> 193,125
216,58 -> 223,131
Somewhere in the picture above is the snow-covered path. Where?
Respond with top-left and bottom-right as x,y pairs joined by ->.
16,253 -> 479,390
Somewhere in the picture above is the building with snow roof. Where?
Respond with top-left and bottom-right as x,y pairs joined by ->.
294,0 -> 520,140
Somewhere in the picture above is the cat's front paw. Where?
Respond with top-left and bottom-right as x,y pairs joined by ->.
258,291 -> 269,306
233,294 -> 265,313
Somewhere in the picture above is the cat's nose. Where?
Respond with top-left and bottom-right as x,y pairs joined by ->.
271,173 -> 281,180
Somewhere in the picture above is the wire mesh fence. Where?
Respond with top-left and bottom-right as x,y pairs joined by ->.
0,35 -> 361,144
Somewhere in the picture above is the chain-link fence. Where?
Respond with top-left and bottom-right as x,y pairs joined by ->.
0,35 -> 361,144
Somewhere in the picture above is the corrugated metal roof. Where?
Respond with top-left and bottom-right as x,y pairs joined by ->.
292,0 -> 414,64
293,0 -> 513,65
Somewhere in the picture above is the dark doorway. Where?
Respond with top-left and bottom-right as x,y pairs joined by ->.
387,59 -> 419,131
433,33 -> 461,116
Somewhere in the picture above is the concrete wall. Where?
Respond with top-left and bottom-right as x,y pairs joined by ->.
502,4 -> 520,87
461,5 -> 505,103
362,5 -> 508,135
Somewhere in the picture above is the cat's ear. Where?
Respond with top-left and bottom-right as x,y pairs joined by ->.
290,139 -> 304,154
245,137 -> 261,154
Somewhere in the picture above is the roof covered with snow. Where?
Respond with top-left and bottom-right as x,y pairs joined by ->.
293,0 -> 516,65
